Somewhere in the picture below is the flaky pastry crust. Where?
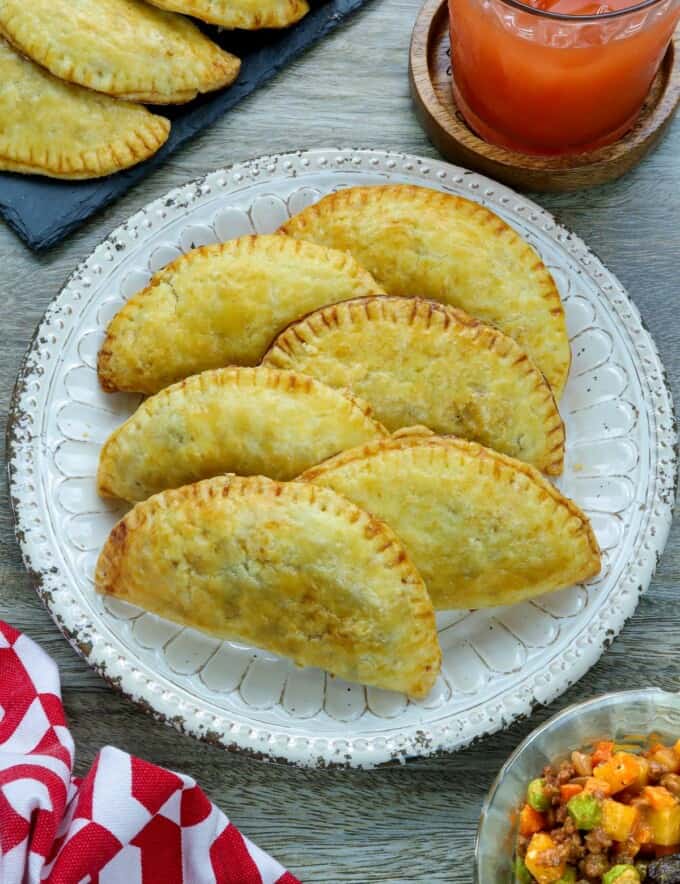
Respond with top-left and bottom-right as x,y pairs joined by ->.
98,235 -> 385,394
97,366 -> 388,501
0,0 -> 240,104
0,39 -> 170,179
95,475 -> 441,698
302,436 -> 601,610
145,0 -> 309,30
264,296 -> 565,474
281,185 -> 570,398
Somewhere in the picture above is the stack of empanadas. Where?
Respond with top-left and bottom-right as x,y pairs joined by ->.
94,184 -> 601,698
0,0 -> 306,180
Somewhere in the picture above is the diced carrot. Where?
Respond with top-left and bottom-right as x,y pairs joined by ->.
594,753 -> 642,794
520,803 -> 546,837
592,741 -> 615,767
560,783 -> 583,801
635,820 -> 655,846
656,845 -> 680,857
643,786 -> 678,810
584,776 -> 611,798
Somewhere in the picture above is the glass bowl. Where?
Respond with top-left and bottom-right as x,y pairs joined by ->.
474,689 -> 680,883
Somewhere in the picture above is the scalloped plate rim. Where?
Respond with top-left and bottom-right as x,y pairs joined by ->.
6,147 -> 677,768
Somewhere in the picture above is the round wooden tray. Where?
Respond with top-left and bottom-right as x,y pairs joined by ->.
409,0 -> 680,191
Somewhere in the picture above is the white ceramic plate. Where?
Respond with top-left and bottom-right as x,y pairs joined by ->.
8,148 -> 676,768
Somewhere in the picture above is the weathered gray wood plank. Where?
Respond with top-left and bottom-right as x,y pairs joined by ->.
1,0 -> 678,878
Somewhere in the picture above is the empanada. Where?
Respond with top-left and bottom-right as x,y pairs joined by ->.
98,235 -> 385,394
95,475 -> 441,698
302,436 -> 601,610
0,40 -> 170,179
98,366 -> 388,501
144,0 -> 309,30
0,0 -> 240,104
280,185 -> 570,398
264,296 -> 564,475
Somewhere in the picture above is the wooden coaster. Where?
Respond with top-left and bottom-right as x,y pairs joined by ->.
409,0 -> 680,192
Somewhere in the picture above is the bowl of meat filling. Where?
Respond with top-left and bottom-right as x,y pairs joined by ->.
475,690 -> 680,883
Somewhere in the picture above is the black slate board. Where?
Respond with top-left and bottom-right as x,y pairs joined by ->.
0,0 -> 368,251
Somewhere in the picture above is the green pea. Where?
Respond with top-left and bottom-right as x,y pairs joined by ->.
566,792 -> 602,830
526,777 -> 551,812
603,865 -> 641,884
556,868 -> 577,883
513,857 -> 532,883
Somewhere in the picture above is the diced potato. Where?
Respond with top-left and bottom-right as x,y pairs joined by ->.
594,753 -> 642,794
645,805 -> 680,846
643,786 -> 678,810
525,833 -> 567,884
650,747 -> 680,774
601,799 -> 639,842
631,757 -> 650,791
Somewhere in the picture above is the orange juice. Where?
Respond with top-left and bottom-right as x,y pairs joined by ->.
449,0 -> 679,154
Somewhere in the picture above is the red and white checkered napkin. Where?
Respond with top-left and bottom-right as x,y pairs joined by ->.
0,621 -> 301,883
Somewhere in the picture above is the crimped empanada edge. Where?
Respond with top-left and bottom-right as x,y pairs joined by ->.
97,475 -> 429,594
0,110 -> 170,179
300,435 -> 601,575
95,475 -> 441,697
145,0 -> 310,29
97,235 -> 386,393
97,365 -> 389,499
279,184 -> 570,396
0,14 -> 240,104
264,295 -> 565,475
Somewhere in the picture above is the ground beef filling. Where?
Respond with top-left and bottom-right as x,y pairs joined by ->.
517,752 -> 679,882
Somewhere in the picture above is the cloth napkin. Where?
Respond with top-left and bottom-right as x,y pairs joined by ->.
0,621 -> 301,883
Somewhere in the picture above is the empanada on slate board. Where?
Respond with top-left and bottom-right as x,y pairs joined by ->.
0,40 -> 170,180
98,366 -> 388,501
302,436 -> 601,610
95,475 -> 441,698
0,0 -> 240,104
98,235 -> 385,394
264,296 -> 565,475
280,185 -> 570,398
145,0 -> 309,30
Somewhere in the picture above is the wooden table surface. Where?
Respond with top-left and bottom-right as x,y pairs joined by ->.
1,2 -> 679,880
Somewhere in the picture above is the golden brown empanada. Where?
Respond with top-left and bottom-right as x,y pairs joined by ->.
0,39 -> 170,179
264,296 -> 565,475
302,436 -> 601,610
96,475 -> 441,698
280,185 -> 570,398
98,235 -> 385,395
144,0 -> 309,30
0,0 -> 240,104
98,366 -> 388,501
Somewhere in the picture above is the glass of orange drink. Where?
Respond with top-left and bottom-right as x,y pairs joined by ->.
449,0 -> 680,155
